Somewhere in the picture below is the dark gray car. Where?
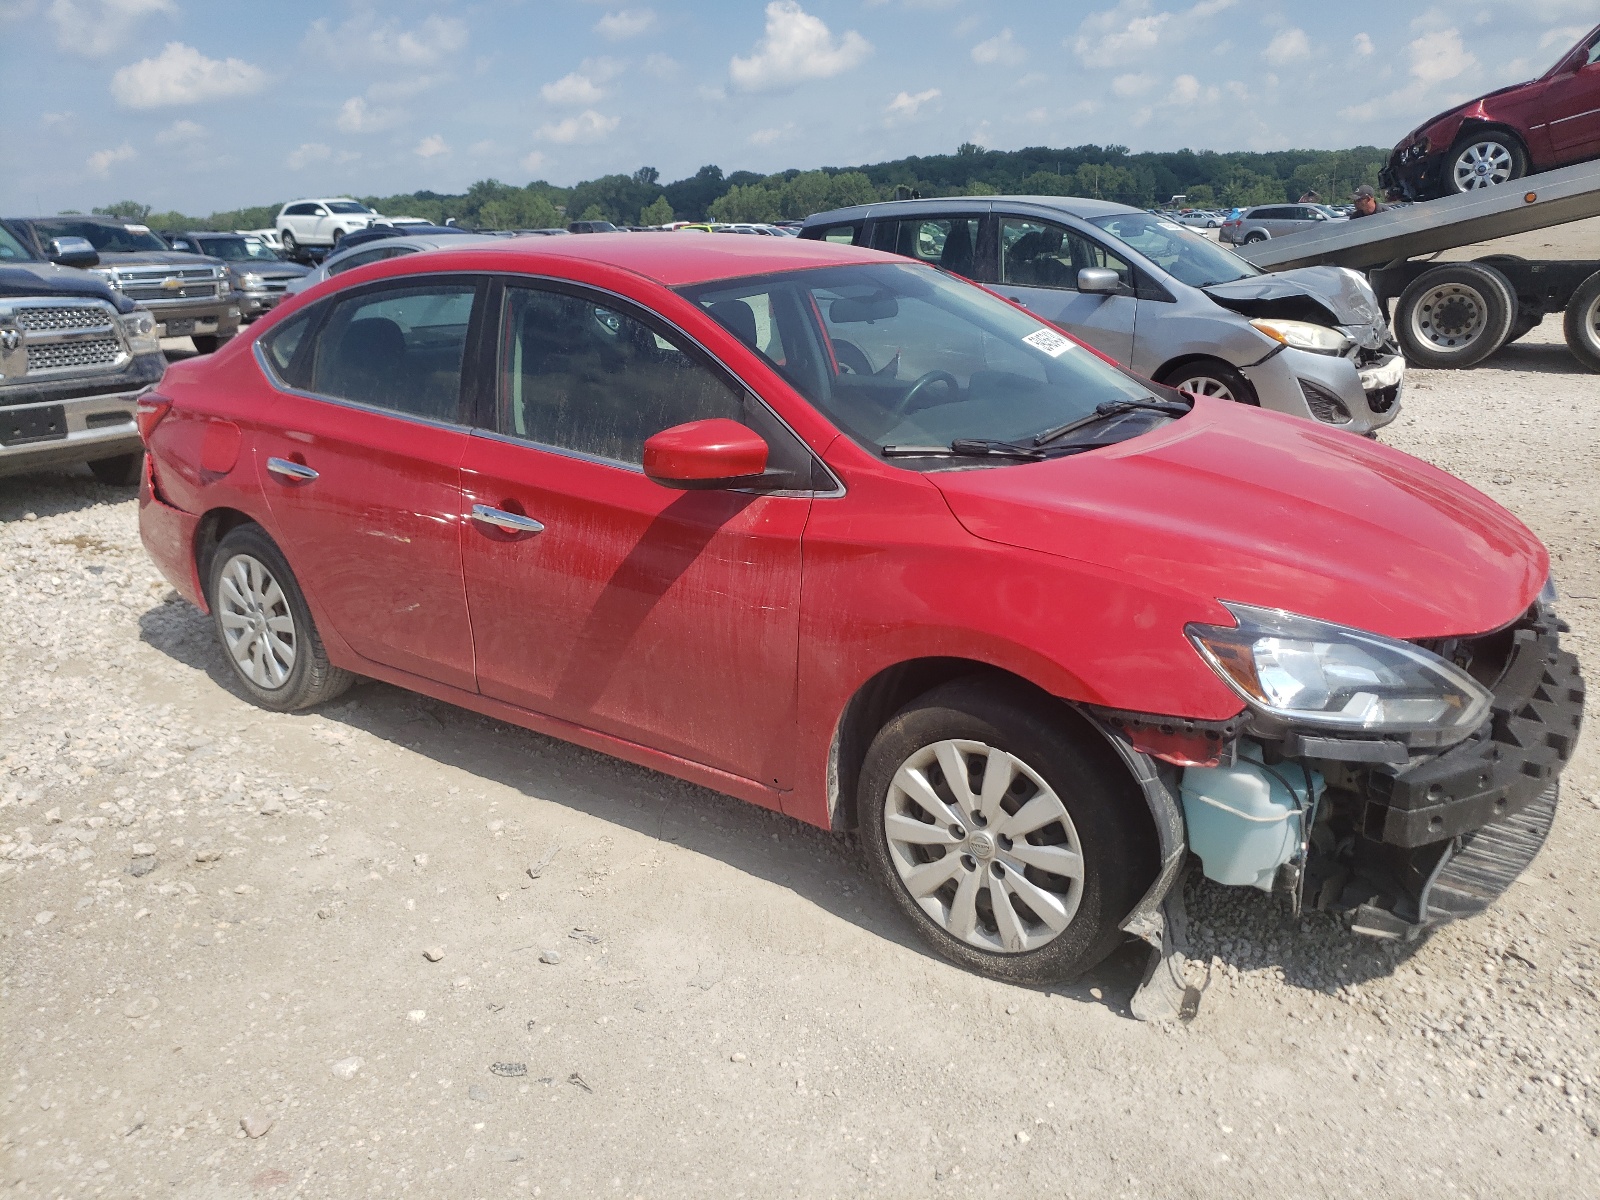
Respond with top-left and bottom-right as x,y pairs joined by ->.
164,231 -> 308,322
1220,204 -> 1342,245
801,196 -> 1403,435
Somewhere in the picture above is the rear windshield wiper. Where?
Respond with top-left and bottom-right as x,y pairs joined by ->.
882,438 -> 1092,461
1031,398 -> 1191,447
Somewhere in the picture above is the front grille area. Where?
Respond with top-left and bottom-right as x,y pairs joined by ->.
1367,384 -> 1400,413
1298,378 -> 1352,424
111,267 -> 221,305
14,305 -> 112,332
121,282 -> 219,302
27,337 -> 123,372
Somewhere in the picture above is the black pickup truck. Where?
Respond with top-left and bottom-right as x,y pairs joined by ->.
0,224 -> 166,485
2,214 -> 240,353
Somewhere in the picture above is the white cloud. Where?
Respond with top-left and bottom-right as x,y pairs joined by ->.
972,28 -> 1026,66
521,150 -> 546,173
49,0 -> 172,57
367,74 -> 445,102
85,143 -> 134,176
1408,28 -> 1475,85
1262,28 -> 1309,65
643,53 -> 678,79
110,42 -> 267,108
154,117 -> 203,144
1353,32 -> 1375,56
337,96 -> 401,134
1112,72 -> 1155,97
541,72 -> 605,105
303,12 -> 467,66
749,123 -> 795,146
1540,25 -> 1590,49
595,9 -> 655,40
1071,0 -> 1237,67
730,1 -> 871,92
414,135 -> 450,159
537,110 -> 620,144
885,87 -> 939,119
286,142 -> 331,170
41,110 -> 73,126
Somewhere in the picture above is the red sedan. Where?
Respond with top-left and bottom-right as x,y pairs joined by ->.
137,235 -> 1582,999
1383,21 -> 1600,199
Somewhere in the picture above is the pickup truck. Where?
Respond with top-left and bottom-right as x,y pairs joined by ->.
0,226 -> 165,485
1,215 -> 240,353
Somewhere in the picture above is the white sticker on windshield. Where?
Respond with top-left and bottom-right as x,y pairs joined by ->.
125,224 -> 150,233
1156,221 -> 1183,232
1022,328 -> 1074,358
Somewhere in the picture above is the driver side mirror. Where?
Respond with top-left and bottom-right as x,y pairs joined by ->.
48,236 -> 99,269
643,418 -> 769,490
1077,267 -> 1121,295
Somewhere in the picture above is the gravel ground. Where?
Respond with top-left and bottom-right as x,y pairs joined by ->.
2,280 -> 1597,1197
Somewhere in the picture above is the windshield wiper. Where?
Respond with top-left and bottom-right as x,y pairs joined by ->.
1031,398 -> 1190,447
882,438 -> 1050,460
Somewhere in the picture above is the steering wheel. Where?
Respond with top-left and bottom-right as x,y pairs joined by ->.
893,370 -> 959,415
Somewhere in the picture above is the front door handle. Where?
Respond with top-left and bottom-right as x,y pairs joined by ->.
470,503 -> 544,535
1007,296 -> 1029,308
267,456 -> 318,482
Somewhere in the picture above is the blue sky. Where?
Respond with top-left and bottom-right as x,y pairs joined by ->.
1,0 -> 1595,214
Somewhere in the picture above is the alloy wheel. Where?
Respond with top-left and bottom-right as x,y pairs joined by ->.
1452,141 -> 1515,191
882,739 -> 1085,953
216,553 -> 297,690
1172,374 -> 1236,401
1410,282 -> 1488,351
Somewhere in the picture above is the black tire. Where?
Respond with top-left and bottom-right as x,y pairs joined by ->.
1243,230 -> 1268,243
858,678 -> 1153,985
279,229 -> 297,253
87,451 -> 143,487
191,334 -> 221,354
1563,270 -> 1600,373
1157,357 -> 1258,405
1394,263 -> 1516,369
1445,132 -> 1528,195
208,525 -> 354,712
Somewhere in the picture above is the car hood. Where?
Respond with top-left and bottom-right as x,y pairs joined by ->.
0,263 -> 132,310
1203,266 -> 1382,331
931,398 -> 1546,641
228,261 -> 310,278
95,251 -> 224,269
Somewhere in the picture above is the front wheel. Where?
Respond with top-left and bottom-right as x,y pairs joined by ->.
1563,269 -> 1600,373
858,679 -> 1153,985
88,451 -> 143,487
1158,358 -> 1258,405
209,525 -> 354,712
280,229 -> 297,253
1447,134 -> 1527,194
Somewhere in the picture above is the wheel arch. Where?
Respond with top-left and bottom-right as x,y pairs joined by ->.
193,506 -> 262,605
1451,119 -> 1529,154
1151,352 -> 1243,390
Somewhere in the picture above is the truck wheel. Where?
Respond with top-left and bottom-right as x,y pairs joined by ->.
858,678 -> 1152,985
1447,133 -> 1527,193
1158,358 -> 1258,406
88,451 -> 143,487
1504,306 -> 1543,346
209,525 -> 354,712
1394,263 -> 1516,368
1563,270 -> 1600,373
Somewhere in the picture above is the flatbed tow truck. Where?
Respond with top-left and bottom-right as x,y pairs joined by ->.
1235,159 -> 1600,372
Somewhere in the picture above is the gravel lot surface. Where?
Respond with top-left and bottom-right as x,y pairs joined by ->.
2,230 -> 1597,1197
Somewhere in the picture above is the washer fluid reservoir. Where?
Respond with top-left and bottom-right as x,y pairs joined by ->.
1179,745 -> 1324,891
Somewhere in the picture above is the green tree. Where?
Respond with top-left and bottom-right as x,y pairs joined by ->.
640,195 -> 675,226
706,184 -> 781,223
825,171 -> 878,209
92,200 -> 152,220
578,204 -> 606,222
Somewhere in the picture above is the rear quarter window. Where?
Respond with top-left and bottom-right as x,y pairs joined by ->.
809,223 -> 862,245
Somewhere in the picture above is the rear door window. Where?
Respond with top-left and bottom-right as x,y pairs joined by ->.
810,223 -> 862,245
308,280 -> 479,422
871,217 -> 982,278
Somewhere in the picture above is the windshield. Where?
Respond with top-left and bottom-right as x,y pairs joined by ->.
0,226 -> 34,261
29,219 -> 169,253
325,201 -> 373,215
1087,212 -> 1259,287
680,262 -> 1159,466
198,236 -> 280,262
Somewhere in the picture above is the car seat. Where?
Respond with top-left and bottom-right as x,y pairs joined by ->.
321,317 -> 406,409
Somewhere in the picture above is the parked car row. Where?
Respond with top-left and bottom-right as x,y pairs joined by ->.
132,231 -> 1581,1015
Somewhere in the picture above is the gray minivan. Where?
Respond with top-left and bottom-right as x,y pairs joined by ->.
801,197 -> 1403,435
1220,203 -> 1341,245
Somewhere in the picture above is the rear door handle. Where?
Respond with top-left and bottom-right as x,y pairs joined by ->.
266,456 -> 318,482
470,503 -> 544,535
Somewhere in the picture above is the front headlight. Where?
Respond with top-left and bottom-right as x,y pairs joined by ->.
240,273 -> 264,290
1249,318 -> 1353,356
1187,602 -> 1491,736
120,310 -> 160,355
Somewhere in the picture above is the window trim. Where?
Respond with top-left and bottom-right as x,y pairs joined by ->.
485,273 -> 841,497
251,273 -> 491,431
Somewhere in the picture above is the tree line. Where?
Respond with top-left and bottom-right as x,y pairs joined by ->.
92,143 -> 1389,232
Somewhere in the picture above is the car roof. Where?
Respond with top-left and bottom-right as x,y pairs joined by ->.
330,233 -> 499,257
401,230 -> 887,287
801,194 -> 1143,226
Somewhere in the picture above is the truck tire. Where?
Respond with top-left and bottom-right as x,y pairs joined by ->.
1563,270 -> 1600,373
1446,132 -> 1528,194
1504,306 -> 1543,345
88,451 -> 143,487
1394,263 -> 1516,369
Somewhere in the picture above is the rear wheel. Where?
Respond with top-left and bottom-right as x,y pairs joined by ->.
88,451 -> 143,487
1158,358 -> 1258,406
1394,263 -> 1516,368
1243,230 -> 1268,244
1563,270 -> 1600,373
858,679 -> 1152,985
208,525 -> 354,712
1447,133 -> 1527,194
